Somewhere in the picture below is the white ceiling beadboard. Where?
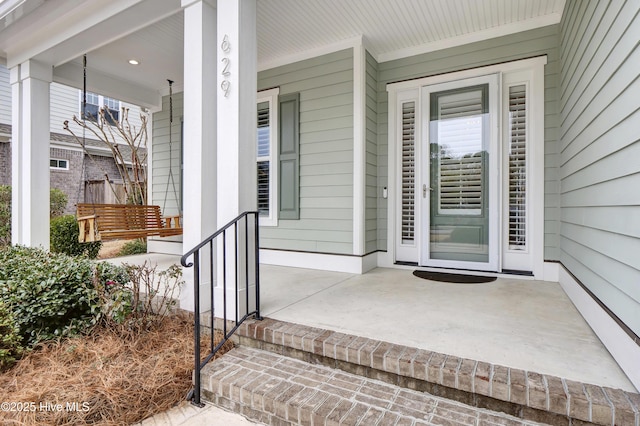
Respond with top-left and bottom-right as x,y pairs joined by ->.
50,0 -> 564,101
257,0 -> 565,65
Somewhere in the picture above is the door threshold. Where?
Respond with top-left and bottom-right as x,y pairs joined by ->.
396,263 -> 534,279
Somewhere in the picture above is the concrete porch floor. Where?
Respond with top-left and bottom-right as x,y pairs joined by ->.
114,254 -> 636,393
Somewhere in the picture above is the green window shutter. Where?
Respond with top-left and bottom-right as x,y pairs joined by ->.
278,93 -> 300,220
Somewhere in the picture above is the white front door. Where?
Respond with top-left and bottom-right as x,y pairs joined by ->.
390,57 -> 547,278
420,75 -> 499,271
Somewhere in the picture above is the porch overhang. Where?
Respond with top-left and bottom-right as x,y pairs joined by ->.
0,0 -> 566,109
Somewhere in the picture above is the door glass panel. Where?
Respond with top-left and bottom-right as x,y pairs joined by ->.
429,85 -> 489,263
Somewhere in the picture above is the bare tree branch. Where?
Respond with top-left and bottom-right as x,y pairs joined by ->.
64,106 -> 148,205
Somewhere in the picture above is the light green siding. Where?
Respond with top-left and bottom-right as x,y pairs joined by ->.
0,66 -> 10,125
152,92 -> 183,218
559,0 -> 640,337
365,51 -> 378,254
258,49 -> 354,254
376,26 -> 561,259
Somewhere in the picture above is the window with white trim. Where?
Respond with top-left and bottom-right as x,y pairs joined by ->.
80,91 -> 120,125
256,88 -> 279,226
50,159 -> 69,170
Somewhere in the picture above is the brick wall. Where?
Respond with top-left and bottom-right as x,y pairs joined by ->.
0,141 -> 10,186
85,154 -> 124,183
49,147 -> 84,214
0,141 -> 128,214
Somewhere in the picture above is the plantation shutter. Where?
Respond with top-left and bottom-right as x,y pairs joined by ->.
278,93 -> 300,220
508,85 -> 527,249
433,86 -> 486,213
257,101 -> 270,216
401,101 -> 416,244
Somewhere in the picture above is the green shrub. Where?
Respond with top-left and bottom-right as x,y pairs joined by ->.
0,301 -> 23,371
50,215 -> 101,259
0,246 -> 128,347
49,188 -> 68,218
0,186 -> 70,247
118,239 -> 147,257
0,186 -> 10,247
93,262 -> 134,325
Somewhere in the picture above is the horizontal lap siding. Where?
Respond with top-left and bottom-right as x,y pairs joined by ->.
0,66 -> 10,125
50,83 -> 145,146
50,83 -> 79,136
0,68 -> 145,144
152,92 -> 183,218
259,49 -> 354,254
376,26 -> 561,258
366,52 -> 379,254
0,66 -> 8,184
559,0 -> 640,336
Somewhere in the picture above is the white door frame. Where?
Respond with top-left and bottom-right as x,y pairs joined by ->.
386,56 -> 547,278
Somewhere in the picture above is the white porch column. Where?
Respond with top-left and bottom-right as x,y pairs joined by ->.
180,0 -> 217,311
10,60 -> 52,249
216,0 -> 257,317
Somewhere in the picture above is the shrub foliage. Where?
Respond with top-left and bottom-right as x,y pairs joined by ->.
50,215 -> 102,259
0,186 -> 69,247
118,239 -> 147,257
49,188 -> 68,218
0,301 -> 23,372
0,186 -> 10,247
0,246 -> 127,348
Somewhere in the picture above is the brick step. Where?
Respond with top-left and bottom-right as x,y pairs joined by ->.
213,317 -> 640,426
202,346 -> 548,426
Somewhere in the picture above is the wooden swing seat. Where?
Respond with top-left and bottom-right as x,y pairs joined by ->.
76,203 -> 182,242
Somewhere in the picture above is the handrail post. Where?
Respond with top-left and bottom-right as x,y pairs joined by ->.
192,254 -> 203,406
254,212 -> 262,320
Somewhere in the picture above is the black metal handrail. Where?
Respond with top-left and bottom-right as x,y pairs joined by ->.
181,211 -> 262,406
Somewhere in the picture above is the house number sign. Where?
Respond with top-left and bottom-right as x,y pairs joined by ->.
220,34 -> 231,97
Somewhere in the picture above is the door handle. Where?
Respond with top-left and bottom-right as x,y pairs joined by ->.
423,184 -> 433,197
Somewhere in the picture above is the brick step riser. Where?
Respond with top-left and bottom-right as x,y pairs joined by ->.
234,333 -> 570,426
201,346 -> 554,426
198,316 -> 640,426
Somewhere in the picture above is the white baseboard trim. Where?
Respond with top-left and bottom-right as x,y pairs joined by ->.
260,249 -> 378,274
543,261 -> 559,282
147,239 -> 183,256
558,266 -> 640,392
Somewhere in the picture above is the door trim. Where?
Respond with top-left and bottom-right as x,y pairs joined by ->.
386,56 -> 547,278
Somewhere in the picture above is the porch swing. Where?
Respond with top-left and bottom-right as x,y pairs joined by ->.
76,57 -> 182,242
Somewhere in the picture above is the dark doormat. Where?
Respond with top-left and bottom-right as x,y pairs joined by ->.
412,270 -> 497,283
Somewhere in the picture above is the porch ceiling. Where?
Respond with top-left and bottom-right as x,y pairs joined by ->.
0,0 -> 565,106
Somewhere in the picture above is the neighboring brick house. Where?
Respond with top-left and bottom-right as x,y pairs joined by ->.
0,65 -> 147,214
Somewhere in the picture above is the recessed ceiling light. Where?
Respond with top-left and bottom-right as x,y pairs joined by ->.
128,59 -> 140,65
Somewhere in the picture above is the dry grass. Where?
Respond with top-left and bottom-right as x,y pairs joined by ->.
97,240 -> 128,259
0,313 -> 233,426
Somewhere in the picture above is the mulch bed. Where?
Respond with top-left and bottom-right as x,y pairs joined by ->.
0,313 -> 232,425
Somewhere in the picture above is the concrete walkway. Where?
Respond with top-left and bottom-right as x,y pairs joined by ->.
136,401 -> 262,426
